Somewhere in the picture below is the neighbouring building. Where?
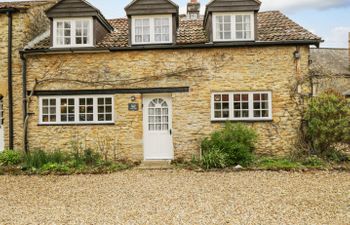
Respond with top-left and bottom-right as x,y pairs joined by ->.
310,33 -> 350,98
0,0 -> 322,161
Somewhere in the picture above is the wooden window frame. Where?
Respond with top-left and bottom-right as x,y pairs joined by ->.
52,18 -> 94,48
212,12 -> 255,42
131,15 -> 173,45
211,91 -> 272,121
39,95 -> 114,125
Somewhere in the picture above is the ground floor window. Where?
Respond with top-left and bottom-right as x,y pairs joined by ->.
211,91 -> 272,121
39,95 -> 114,125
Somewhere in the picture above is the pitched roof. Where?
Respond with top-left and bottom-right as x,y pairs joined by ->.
27,10 -> 321,50
0,0 -> 50,10
310,48 -> 350,76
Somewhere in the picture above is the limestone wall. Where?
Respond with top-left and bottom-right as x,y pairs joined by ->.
23,45 -> 310,160
0,3 -> 53,150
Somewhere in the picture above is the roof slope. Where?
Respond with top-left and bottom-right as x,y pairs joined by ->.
310,48 -> 350,76
28,10 -> 321,50
0,0 -> 51,9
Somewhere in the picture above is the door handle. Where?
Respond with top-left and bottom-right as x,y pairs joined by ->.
170,129 -> 172,135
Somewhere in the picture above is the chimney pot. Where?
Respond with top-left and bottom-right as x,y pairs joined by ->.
187,0 -> 200,19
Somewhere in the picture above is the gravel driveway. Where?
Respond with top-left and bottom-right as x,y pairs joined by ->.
0,170 -> 349,224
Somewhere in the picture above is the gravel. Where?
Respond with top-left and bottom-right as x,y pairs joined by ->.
0,170 -> 349,224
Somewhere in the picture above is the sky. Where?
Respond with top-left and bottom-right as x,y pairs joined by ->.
3,0 -> 350,48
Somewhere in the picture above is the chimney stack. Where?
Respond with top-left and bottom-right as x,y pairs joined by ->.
187,0 -> 200,19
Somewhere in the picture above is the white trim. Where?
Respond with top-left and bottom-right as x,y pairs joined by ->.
143,94 -> 174,160
0,97 -> 4,152
131,14 -> 173,45
211,91 -> 272,121
52,17 -> 94,48
212,12 -> 255,42
38,95 -> 115,125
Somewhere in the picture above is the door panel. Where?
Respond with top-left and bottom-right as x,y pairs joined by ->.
143,95 -> 173,160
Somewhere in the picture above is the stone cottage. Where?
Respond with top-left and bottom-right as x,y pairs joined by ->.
0,0 -> 321,161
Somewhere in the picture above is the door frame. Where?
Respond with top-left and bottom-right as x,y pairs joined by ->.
0,96 -> 4,152
142,94 -> 174,160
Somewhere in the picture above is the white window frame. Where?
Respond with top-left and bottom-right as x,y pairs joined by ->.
212,12 -> 255,42
211,91 -> 272,121
39,95 -> 115,125
52,18 -> 94,48
131,15 -> 173,45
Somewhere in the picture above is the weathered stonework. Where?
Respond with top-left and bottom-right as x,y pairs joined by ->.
21,46 -> 311,160
0,3 -> 53,150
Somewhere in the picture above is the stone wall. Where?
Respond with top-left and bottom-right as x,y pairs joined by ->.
23,45 -> 311,160
0,3 -> 53,150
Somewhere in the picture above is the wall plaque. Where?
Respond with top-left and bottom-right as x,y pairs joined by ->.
128,103 -> 139,111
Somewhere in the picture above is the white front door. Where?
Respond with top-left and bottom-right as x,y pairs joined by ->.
0,97 -> 4,152
143,95 -> 173,160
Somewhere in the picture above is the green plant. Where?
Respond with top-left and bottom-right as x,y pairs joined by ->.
201,148 -> 228,169
301,155 -> 326,168
41,163 -> 70,173
23,149 -> 66,169
201,123 -> 257,167
304,90 -> 350,158
0,150 -> 22,166
255,157 -> 303,170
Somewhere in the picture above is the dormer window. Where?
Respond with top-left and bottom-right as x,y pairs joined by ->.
212,12 -> 255,42
132,15 -> 172,45
53,18 -> 93,47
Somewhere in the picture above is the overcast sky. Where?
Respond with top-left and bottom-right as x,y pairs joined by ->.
3,0 -> 350,48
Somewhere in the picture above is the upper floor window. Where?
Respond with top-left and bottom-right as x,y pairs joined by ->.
132,15 -> 172,45
213,12 -> 254,42
53,18 -> 93,48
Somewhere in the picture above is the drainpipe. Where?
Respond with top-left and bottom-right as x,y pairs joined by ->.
7,10 -> 14,150
20,52 -> 28,153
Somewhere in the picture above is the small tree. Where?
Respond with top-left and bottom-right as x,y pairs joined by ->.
304,90 -> 350,157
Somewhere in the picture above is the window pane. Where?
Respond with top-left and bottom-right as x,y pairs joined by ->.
213,94 -> 229,119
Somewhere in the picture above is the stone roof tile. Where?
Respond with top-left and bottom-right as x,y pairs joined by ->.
28,10 -> 321,50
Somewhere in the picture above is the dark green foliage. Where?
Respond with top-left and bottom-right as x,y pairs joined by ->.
0,150 -> 22,166
201,123 -> 257,167
23,150 -> 67,169
304,90 -> 350,158
201,148 -> 228,169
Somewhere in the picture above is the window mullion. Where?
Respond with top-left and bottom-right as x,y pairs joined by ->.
93,97 -> 98,123
55,97 -> 59,124
232,15 -> 235,41
249,93 -> 253,120
74,97 -> 79,123
151,18 -> 154,43
230,93 -> 234,120
71,20 -> 75,46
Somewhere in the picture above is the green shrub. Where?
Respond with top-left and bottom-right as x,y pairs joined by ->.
201,148 -> 228,169
304,90 -> 350,158
201,123 -> 257,167
71,149 -> 101,166
0,150 -> 22,166
302,155 -> 326,168
23,150 -> 67,169
255,157 -> 303,170
41,163 -> 70,173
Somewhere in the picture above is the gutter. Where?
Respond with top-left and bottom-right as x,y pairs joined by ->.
1,8 -> 18,150
21,40 -> 322,55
